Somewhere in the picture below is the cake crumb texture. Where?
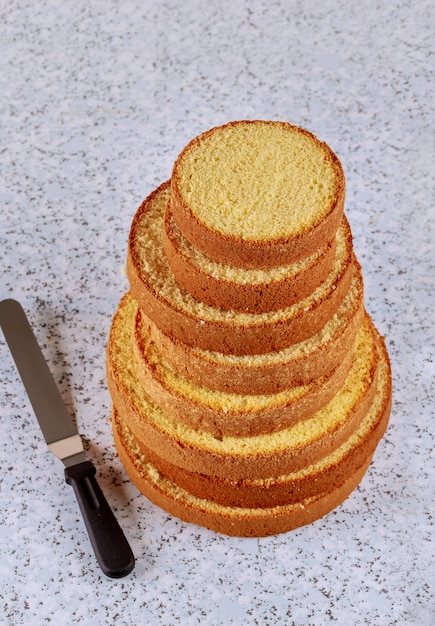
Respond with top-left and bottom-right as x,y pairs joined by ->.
108,120 -> 391,536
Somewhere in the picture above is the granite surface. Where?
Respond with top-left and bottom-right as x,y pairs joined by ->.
0,1 -> 433,624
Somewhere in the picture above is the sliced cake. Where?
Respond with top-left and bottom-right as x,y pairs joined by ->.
107,294 -> 381,481
135,266 -> 364,394
127,182 -> 354,355
170,120 -> 345,269
164,204 -> 337,313
107,120 -> 391,537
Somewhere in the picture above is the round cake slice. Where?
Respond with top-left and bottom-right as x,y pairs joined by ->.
112,420 -> 376,537
170,120 -> 345,269
106,293 -> 380,480
115,335 -> 391,509
132,290 -> 354,437
113,410 -> 372,537
163,203 -> 337,313
136,264 -> 364,395
127,181 -> 354,355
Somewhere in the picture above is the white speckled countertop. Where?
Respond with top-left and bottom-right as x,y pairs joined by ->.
0,1 -> 433,624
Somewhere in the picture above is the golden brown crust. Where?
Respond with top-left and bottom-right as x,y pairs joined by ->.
110,361 -> 377,480
106,298 -> 381,480
115,335 -> 391,508
138,269 -> 364,394
163,203 -> 337,313
170,120 -> 346,269
128,253 -> 353,356
108,121 -> 392,537
126,181 -> 355,355
112,413 -> 374,537
132,309 -> 354,437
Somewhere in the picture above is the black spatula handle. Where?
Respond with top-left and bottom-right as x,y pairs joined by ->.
65,460 -> 135,578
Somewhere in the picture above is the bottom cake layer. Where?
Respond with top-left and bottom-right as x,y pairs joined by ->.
112,412 -> 376,537
113,343 -> 391,509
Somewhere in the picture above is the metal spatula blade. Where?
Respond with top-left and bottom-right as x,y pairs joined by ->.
0,298 -> 135,578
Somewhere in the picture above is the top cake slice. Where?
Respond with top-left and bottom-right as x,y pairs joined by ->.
170,120 -> 345,269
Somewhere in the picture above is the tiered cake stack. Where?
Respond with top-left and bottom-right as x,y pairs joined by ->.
107,121 -> 392,536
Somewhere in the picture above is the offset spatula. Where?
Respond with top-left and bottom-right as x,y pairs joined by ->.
0,298 -> 135,578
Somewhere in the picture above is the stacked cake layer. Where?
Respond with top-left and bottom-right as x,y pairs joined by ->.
107,120 -> 392,537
